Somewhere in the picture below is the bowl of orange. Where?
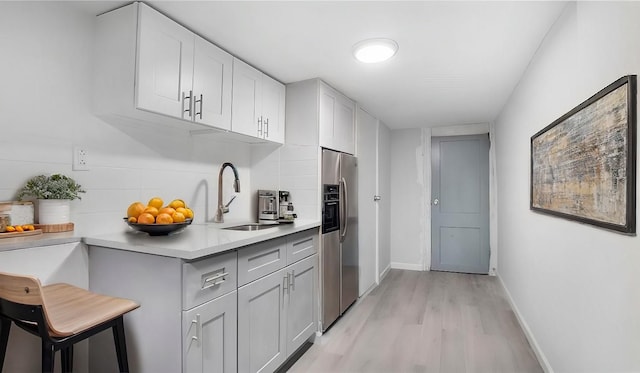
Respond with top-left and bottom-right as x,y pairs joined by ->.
124,198 -> 194,236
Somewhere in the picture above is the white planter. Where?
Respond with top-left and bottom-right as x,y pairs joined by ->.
38,199 -> 70,225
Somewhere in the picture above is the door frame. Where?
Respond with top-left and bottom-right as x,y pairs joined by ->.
423,123 -> 497,275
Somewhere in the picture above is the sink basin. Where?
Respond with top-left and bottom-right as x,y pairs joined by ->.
223,223 -> 278,231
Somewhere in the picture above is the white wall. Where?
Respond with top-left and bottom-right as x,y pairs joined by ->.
389,129 -> 426,270
495,2 -> 640,372
0,2 -> 257,236
377,121 -> 391,278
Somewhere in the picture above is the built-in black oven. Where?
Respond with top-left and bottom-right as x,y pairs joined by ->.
322,184 -> 340,234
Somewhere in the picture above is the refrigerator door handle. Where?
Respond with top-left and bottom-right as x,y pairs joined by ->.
340,177 -> 348,241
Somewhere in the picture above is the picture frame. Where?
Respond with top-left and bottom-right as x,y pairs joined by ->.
530,75 -> 637,234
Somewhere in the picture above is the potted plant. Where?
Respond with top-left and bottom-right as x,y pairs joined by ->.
17,174 -> 85,224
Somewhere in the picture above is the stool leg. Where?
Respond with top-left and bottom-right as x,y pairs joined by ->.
0,318 -> 11,370
112,317 -> 129,373
61,345 -> 73,373
41,341 -> 55,373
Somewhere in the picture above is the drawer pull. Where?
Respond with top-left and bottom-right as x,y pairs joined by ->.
202,271 -> 229,290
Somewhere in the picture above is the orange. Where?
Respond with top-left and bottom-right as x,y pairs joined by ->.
148,197 -> 164,209
169,199 -> 185,209
15,226 -> 23,232
143,206 -> 159,217
183,208 -> 194,219
5,226 -> 15,232
159,207 -> 176,216
156,213 -> 173,224
128,217 -> 137,223
137,212 -> 155,224
127,202 -> 146,218
172,211 -> 186,223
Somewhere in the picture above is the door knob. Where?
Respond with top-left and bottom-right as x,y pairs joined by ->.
373,195 -> 381,201
433,198 -> 439,205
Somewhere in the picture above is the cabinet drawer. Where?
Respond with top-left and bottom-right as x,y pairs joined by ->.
286,229 -> 318,265
183,250 -> 237,310
238,237 -> 286,286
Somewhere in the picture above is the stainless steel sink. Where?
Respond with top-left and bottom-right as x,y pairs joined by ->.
223,223 -> 278,231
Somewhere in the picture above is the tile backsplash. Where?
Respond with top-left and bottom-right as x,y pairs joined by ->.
0,2 -> 319,237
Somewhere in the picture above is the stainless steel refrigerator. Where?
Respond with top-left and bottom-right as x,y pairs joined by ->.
321,148 -> 358,332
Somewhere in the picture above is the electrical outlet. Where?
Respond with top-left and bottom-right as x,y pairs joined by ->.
73,146 -> 89,171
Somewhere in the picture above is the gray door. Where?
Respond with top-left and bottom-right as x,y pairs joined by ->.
431,135 -> 490,274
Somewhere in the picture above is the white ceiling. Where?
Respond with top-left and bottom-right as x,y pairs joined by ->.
80,1 -> 568,130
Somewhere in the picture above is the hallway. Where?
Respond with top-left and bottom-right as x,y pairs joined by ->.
289,269 -> 542,372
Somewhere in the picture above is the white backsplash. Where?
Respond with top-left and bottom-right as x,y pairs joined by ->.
1,3 -> 315,236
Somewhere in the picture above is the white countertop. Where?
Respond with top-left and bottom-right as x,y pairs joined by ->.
0,220 -> 321,260
84,220 -> 321,260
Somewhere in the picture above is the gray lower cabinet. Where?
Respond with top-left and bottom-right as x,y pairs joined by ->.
238,268 -> 288,373
183,290 -> 237,373
238,254 -> 317,373
286,254 -> 317,355
89,227 -> 318,373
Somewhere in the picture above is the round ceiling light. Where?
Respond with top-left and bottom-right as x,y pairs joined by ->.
352,38 -> 398,63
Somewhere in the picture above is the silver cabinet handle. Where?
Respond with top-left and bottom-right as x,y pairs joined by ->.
182,90 -> 193,118
290,270 -> 295,291
264,118 -> 269,138
283,275 -> 289,296
202,271 -> 228,289
257,116 -> 263,137
194,94 -> 203,120
191,314 -> 201,346
433,198 -> 439,205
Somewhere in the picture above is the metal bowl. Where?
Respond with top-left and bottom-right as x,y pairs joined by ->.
123,218 -> 192,236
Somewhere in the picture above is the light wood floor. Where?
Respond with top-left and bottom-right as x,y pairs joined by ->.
288,269 -> 542,373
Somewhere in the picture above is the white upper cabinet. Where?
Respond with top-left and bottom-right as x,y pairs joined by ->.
319,83 -> 355,154
232,58 -> 285,144
261,75 -> 286,143
136,3 -> 194,121
95,3 -> 233,131
286,79 -> 356,154
231,59 -> 262,138
192,36 -> 233,130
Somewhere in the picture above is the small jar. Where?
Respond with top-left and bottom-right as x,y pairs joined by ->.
0,214 -> 10,233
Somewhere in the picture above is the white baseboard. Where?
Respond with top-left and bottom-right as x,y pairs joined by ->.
496,273 -> 553,373
390,262 -> 422,271
379,263 -> 391,281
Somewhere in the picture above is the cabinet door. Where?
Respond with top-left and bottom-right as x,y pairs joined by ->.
238,268 -> 287,373
261,75 -> 286,144
136,3 -> 194,120
183,290 -> 237,373
286,254 -> 317,356
232,58 -> 262,138
193,36 -> 233,130
334,94 -> 356,154
318,85 -> 336,150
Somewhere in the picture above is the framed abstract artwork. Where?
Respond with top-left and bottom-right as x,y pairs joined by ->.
530,75 -> 637,234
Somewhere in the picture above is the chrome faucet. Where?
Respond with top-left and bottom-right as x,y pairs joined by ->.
214,162 -> 241,223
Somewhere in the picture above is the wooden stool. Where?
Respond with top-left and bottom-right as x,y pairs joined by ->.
0,272 -> 139,373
